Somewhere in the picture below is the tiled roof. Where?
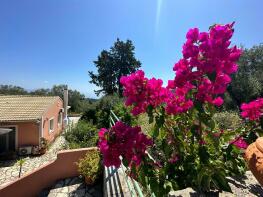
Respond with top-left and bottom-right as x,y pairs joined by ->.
0,95 -> 60,122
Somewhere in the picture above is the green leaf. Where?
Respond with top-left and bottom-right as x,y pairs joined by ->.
152,125 -> 159,138
207,119 -> 216,130
254,128 -> 263,137
202,174 -> 212,192
207,72 -> 217,81
158,127 -> 167,140
156,114 -> 165,127
195,101 -> 204,113
212,171 -> 232,192
198,146 -> 210,164
246,131 -> 258,144
122,158 -> 129,167
146,105 -> 154,124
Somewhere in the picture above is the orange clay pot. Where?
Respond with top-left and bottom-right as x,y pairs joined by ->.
245,137 -> 263,186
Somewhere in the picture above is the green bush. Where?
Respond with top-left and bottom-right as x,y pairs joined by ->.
64,121 -> 98,149
213,111 -> 243,130
136,113 -> 154,135
112,102 -> 137,126
95,94 -> 122,128
77,149 -> 102,184
81,105 -> 97,124
81,94 -> 136,128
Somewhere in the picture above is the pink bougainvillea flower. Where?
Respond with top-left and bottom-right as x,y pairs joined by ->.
170,23 -> 241,107
121,70 -> 169,115
98,121 -> 152,168
121,23 -> 241,115
98,128 -> 107,138
241,98 -> 263,121
212,97 -> 224,107
186,28 -> 199,42
230,137 -> 248,149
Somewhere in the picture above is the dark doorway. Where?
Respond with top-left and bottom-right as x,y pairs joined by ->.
0,127 -> 16,154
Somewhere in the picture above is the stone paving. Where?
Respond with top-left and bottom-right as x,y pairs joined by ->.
0,135 -> 67,188
169,171 -> 263,197
39,176 -> 103,197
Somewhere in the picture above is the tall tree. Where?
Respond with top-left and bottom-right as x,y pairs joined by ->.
89,38 -> 141,96
50,85 -> 86,112
227,44 -> 263,108
31,88 -> 51,96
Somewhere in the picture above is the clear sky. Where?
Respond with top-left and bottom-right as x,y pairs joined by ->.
0,0 -> 262,98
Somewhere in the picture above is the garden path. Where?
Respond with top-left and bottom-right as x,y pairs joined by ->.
0,135 -> 66,188
169,171 -> 263,197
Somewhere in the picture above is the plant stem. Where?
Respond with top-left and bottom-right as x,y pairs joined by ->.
19,165 -> 22,178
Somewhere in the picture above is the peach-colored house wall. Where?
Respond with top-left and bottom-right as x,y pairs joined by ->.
0,97 -> 64,150
0,122 -> 39,148
42,98 -> 64,142
18,122 -> 39,147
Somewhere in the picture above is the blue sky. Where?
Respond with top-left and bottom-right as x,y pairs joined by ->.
0,0 -> 262,98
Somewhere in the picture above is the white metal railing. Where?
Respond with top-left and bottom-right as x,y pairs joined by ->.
109,110 -> 144,197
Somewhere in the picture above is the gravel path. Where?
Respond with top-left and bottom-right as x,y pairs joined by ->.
169,171 -> 263,197
226,171 -> 263,196
0,135 -> 66,188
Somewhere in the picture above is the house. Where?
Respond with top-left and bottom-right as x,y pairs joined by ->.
0,95 -> 67,155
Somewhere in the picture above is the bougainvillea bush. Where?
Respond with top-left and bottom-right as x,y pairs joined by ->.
98,23 -> 263,196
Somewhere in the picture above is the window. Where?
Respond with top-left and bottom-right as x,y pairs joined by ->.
49,118 -> 54,132
58,112 -> 62,126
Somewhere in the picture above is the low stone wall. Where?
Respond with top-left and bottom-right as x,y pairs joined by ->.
0,147 -> 97,197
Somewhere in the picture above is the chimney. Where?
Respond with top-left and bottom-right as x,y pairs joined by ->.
63,86 -> 68,127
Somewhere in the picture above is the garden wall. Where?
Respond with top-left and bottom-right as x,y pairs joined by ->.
0,147 -> 97,197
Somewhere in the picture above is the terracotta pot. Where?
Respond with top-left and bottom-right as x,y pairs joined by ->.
245,137 -> 263,186
84,176 -> 94,185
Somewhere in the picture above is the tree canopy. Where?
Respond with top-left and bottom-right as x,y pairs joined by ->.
89,38 -> 141,96
226,44 -> 263,109
0,85 -> 28,95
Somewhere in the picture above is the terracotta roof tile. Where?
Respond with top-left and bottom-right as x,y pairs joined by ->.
0,95 -> 60,122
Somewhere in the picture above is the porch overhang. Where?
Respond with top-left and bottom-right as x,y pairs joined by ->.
0,128 -> 12,135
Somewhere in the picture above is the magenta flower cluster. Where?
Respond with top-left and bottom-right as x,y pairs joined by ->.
120,70 -> 168,115
121,23 -> 242,116
230,137 -> 248,149
98,121 -> 152,168
241,98 -> 263,121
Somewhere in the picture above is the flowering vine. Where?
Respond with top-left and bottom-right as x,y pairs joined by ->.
98,121 -> 152,168
98,23 -> 263,195
121,23 -> 242,116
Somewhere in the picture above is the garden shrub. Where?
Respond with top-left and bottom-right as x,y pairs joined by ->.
213,111 -> 243,130
97,23 -> 263,196
64,121 -> 98,149
77,149 -> 102,184
81,94 -> 136,128
81,104 -> 97,124
112,101 -> 137,126
95,94 -> 122,128
136,113 -> 154,135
